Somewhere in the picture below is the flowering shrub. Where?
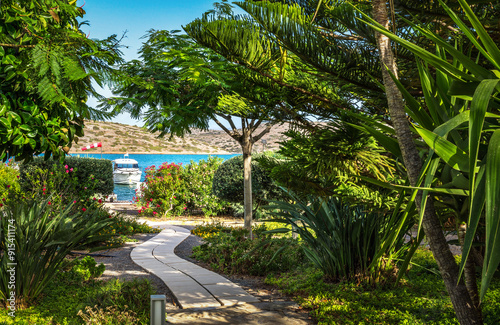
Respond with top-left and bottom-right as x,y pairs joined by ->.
135,157 -> 230,217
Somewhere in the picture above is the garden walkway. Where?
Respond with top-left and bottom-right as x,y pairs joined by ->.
130,223 -> 260,309
108,203 -> 313,324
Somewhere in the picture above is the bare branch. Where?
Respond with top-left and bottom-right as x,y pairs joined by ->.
252,123 -> 272,143
213,115 -> 241,142
0,43 -> 35,48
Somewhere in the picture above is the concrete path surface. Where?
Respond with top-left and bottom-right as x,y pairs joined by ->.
130,225 -> 260,309
108,203 -> 313,324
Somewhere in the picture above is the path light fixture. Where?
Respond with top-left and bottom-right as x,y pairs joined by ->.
150,295 -> 166,325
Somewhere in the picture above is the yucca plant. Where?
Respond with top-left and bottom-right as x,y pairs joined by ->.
264,192 -> 411,282
0,199 -> 112,308
357,0 -> 500,302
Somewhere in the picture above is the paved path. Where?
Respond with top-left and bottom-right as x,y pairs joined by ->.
130,225 -> 260,309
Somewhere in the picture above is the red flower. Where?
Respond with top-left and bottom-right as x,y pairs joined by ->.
73,200 -> 77,203
82,208 -> 87,212
0,204 -> 3,207
98,199 -> 102,203
48,201 -> 51,205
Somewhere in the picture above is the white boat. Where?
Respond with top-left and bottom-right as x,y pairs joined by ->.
112,154 -> 142,184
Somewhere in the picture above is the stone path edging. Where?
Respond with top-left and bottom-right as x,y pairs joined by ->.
130,224 -> 260,309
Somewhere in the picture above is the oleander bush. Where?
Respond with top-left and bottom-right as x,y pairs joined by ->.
135,157 -> 230,217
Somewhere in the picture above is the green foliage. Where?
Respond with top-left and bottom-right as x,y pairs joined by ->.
19,156 -> 114,197
0,199 -> 111,307
264,193 -> 412,283
0,0 -> 123,161
90,278 -> 154,322
358,0 -> 500,298
180,157 -> 231,216
212,154 -> 285,206
257,116 -> 402,210
78,305 -> 140,325
0,159 -> 20,204
191,223 -> 306,276
100,215 -> 161,248
136,157 -> 230,217
69,257 -> 106,282
264,249 -> 500,325
0,272 -> 154,324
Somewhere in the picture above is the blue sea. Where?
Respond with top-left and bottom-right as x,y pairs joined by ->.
72,153 -> 239,202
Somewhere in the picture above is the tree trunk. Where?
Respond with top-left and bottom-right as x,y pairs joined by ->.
241,129 -> 253,238
458,223 -> 482,316
372,1 -> 482,324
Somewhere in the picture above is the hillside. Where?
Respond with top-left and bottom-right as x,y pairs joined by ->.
67,120 -> 291,154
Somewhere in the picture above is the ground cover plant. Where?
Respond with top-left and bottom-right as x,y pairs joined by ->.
190,223 -> 500,324
265,250 -> 500,325
0,257 -> 155,324
191,223 -> 306,276
135,157 -> 230,217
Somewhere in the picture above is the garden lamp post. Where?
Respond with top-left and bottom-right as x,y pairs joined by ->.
150,295 -> 166,325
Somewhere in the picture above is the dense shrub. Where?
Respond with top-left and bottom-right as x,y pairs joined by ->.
135,157 -> 230,217
212,153 -> 285,207
19,156 -> 113,196
191,223 -> 306,276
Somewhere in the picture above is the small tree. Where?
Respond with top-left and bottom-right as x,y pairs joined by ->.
104,30 -> 284,235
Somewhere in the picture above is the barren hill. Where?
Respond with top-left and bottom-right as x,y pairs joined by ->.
67,120 -> 291,154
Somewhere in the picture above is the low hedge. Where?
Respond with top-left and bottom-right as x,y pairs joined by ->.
19,156 -> 113,195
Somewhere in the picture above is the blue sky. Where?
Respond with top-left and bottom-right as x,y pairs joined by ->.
79,0 -> 234,128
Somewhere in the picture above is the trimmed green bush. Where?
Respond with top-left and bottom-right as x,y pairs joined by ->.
19,156 -> 113,195
212,154 -> 285,206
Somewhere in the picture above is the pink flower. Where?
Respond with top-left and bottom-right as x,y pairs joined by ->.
93,198 -> 96,201
65,165 -> 68,169
6,185 -> 10,188
70,168 -> 73,172
183,207 -> 187,210
66,170 -> 69,173
73,200 -> 77,203
153,211 -> 157,215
